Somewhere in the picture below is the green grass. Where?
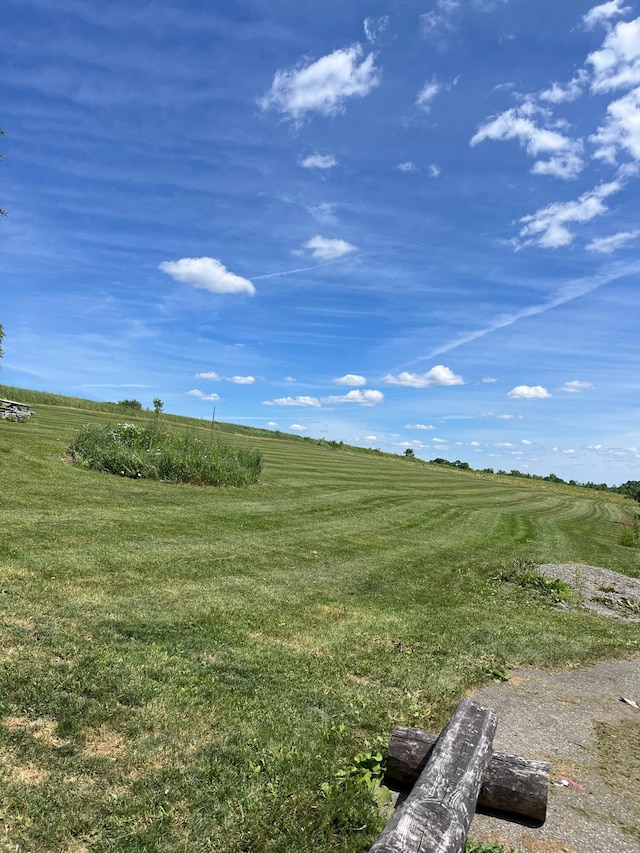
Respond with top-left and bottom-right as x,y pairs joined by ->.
1,388 -> 639,851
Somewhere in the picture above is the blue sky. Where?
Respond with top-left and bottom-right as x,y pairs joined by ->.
2,0 -> 640,484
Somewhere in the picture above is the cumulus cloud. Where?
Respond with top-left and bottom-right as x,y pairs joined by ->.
267,421 -> 278,426
264,389 -> 383,407
591,86 -> 640,163
187,389 -> 221,402
260,44 -> 380,121
429,164 -> 442,177
518,179 -> 622,248
396,161 -> 418,172
264,396 -> 322,407
299,153 -> 337,169
586,228 -> 640,252
559,380 -> 595,392
584,0 -> 632,30
290,424 -> 307,431
539,70 -> 589,104
323,390 -> 384,406
405,423 -> 436,430
333,374 -> 366,386
159,257 -> 255,296
304,235 -> 358,260
588,17 -> 640,92
471,107 -> 584,180
384,365 -> 464,387
416,79 -> 442,112
365,435 -> 377,441
507,385 -> 551,399
196,372 -> 255,384
364,15 -> 389,43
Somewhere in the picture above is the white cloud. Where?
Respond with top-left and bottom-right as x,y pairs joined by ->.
586,228 -> 640,252
588,17 -> 640,92
267,421 -> 278,426
290,424 -> 307,431
365,435 -> 377,441
187,389 -> 221,402
471,107 -> 584,180
539,71 -> 588,104
521,439 -> 532,445
496,442 -> 514,447
264,396 -> 321,407
416,79 -> 441,112
591,86 -> 640,163
159,257 -> 255,296
518,179 -> 622,248
323,390 -> 384,406
405,423 -> 436,430
364,15 -> 389,43
507,385 -> 551,399
563,448 -> 576,454
299,153 -> 337,169
384,365 -> 464,387
304,235 -> 358,260
420,0 -> 460,36
559,380 -> 595,392
396,161 -> 418,172
284,376 -> 296,382
432,437 -> 447,444
429,164 -> 442,178
196,371 -> 221,380
482,377 -> 498,383
584,0 -> 631,30
470,441 -> 481,447
196,372 -> 255,385
230,376 -> 255,385
333,374 -> 366,386
260,44 -> 380,120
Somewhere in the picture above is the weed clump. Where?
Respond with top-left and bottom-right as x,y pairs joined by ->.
67,421 -> 262,486
500,559 -> 575,604
620,517 -> 640,548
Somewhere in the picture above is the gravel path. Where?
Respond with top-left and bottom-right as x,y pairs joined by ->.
468,655 -> 640,853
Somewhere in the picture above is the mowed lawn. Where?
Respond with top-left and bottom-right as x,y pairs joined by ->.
1,398 -> 639,852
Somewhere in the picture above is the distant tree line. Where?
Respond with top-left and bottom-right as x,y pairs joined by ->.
428,457 -> 640,503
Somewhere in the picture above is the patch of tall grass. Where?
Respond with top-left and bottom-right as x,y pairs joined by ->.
67,420 -> 262,486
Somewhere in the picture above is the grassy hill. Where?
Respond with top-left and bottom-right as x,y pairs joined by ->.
1,387 -> 639,852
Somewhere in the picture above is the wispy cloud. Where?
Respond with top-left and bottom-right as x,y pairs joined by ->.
299,153 -> 337,169
364,15 -> 389,43
507,385 -> 551,399
416,79 -> 442,112
586,228 -> 640,252
559,380 -> 595,392
290,424 -> 307,431
471,107 -> 584,179
405,423 -> 436,429
396,161 -> 418,172
384,365 -> 464,387
159,257 -> 255,295
539,70 -> 588,104
263,389 -> 384,407
196,371 -> 255,384
304,235 -> 358,260
518,179 -> 622,248
260,44 -> 380,121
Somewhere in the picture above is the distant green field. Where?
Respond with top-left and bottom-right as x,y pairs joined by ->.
1,388 -> 639,852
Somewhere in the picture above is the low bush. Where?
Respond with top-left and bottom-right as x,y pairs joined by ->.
620,518 -> 640,548
500,559 -> 575,604
67,421 -> 262,486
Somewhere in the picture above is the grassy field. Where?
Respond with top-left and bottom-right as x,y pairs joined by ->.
1,389 -> 639,852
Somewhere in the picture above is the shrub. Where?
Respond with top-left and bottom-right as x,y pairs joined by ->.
620,518 -> 640,548
67,422 -> 262,486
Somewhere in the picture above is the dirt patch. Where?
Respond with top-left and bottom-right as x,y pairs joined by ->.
1,716 -> 69,749
467,656 -> 640,853
83,725 -> 125,759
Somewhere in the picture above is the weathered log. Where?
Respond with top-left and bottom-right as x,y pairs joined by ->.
386,726 -> 549,823
369,698 -> 497,853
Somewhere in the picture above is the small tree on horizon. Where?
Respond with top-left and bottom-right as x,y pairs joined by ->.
153,397 -> 164,415
404,447 -> 415,458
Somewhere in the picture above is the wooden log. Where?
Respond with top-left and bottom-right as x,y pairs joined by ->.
369,698 -> 497,853
386,726 -> 549,823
